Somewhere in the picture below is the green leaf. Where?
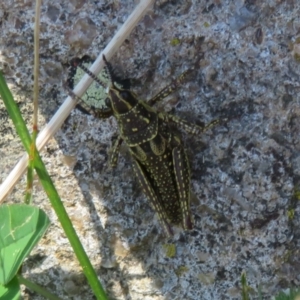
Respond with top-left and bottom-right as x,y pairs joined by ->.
0,204 -> 50,285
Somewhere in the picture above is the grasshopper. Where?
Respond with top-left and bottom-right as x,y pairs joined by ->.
67,55 -> 218,236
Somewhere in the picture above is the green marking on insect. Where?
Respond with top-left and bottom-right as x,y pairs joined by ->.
67,54 -> 219,236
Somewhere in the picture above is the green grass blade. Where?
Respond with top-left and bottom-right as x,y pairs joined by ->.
17,275 -> 62,300
0,276 -> 20,300
241,272 -> 249,300
0,72 -> 108,299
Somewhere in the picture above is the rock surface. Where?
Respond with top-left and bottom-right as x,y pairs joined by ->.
1,0 -> 300,299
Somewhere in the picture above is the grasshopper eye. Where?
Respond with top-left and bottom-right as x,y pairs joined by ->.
120,91 -> 130,100
105,97 -> 111,107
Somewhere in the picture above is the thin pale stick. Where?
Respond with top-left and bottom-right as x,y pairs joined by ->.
0,0 -> 155,202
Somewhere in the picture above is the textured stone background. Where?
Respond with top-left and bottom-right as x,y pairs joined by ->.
1,0 -> 300,299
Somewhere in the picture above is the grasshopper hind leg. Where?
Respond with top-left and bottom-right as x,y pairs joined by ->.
109,135 -> 123,168
172,139 -> 194,230
132,159 -> 174,236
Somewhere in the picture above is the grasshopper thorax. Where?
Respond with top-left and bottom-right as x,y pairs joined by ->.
111,88 -> 158,146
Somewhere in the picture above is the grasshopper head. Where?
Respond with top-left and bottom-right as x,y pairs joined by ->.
107,86 -> 138,116
103,54 -> 138,117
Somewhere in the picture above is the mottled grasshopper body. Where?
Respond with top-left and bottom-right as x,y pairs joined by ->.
68,55 -> 218,236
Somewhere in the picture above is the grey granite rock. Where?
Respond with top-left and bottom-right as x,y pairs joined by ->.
1,0 -> 300,299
